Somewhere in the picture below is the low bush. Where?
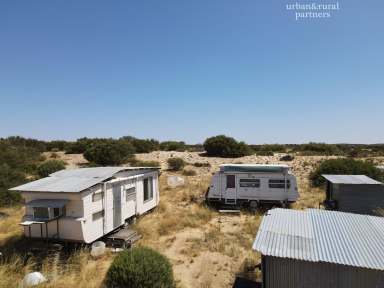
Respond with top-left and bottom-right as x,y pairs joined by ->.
256,150 -> 274,156
167,157 -> 185,171
203,135 -> 252,158
105,246 -> 175,288
192,162 -> 211,168
160,141 -> 186,151
182,169 -> 197,176
310,158 -> 384,186
0,164 -> 25,206
37,160 -> 66,177
84,141 -> 135,166
120,137 -> 160,153
280,155 -> 294,161
296,142 -> 343,156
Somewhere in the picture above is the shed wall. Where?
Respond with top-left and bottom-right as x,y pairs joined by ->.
333,184 -> 384,215
263,256 -> 384,288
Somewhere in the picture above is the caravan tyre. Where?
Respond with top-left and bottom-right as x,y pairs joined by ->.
249,200 -> 259,210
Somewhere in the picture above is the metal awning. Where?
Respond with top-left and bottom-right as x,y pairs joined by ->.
26,199 -> 69,208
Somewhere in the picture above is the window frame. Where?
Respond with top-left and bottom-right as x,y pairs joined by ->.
92,210 -> 104,221
226,175 -> 236,189
268,179 -> 291,189
126,187 -> 136,202
92,192 -> 104,202
143,177 -> 154,202
33,207 -> 64,220
239,178 -> 261,188
33,207 -> 50,220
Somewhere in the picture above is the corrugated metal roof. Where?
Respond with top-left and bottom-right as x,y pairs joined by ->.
322,175 -> 382,185
10,167 -> 158,193
253,208 -> 384,270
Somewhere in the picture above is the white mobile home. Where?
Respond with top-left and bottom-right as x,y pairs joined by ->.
206,164 -> 299,207
10,167 -> 160,243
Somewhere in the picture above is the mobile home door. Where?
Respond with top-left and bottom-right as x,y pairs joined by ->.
224,174 -> 237,204
112,185 -> 122,229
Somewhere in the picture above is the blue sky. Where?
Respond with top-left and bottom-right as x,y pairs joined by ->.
0,0 -> 383,144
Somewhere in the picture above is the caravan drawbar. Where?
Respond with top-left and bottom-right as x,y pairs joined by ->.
206,164 -> 299,207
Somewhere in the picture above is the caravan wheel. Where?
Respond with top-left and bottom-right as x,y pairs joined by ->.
249,200 -> 259,211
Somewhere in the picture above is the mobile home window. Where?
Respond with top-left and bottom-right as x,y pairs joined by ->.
240,179 -> 260,188
92,210 -> 104,221
92,192 -> 104,202
143,177 -> 153,201
33,207 -> 49,219
268,179 -> 290,189
126,187 -> 136,201
226,175 -> 236,188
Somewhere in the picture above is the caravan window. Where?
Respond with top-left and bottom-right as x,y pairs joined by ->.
33,207 -> 64,220
269,179 -> 290,189
33,207 -> 49,219
126,187 -> 136,201
92,210 -> 104,221
92,192 -> 103,202
143,177 -> 153,201
226,175 -> 236,188
240,179 -> 260,188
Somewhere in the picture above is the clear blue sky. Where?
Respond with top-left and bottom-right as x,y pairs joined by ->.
0,0 -> 383,144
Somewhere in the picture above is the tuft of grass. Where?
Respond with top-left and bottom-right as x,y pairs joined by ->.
182,169 -> 197,176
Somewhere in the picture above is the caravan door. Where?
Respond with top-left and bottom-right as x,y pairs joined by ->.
125,179 -> 137,219
112,185 -> 122,229
224,174 -> 237,204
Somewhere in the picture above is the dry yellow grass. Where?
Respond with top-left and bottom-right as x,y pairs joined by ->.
0,206 -> 24,243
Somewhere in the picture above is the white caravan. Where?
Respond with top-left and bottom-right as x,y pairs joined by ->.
10,167 -> 160,243
206,164 -> 299,207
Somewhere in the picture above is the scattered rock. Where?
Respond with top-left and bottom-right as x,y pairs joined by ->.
22,272 -> 47,287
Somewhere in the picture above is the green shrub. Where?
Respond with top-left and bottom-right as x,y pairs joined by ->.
37,160 -> 66,177
105,246 -> 175,288
167,157 -> 185,171
160,141 -> 186,151
296,142 -> 343,156
0,163 -> 25,206
131,138 -> 160,153
256,150 -> 274,156
182,169 -> 197,176
84,141 -> 134,166
203,135 -> 252,158
280,155 -> 294,161
310,158 -> 384,186
192,162 -> 211,167
252,144 -> 287,153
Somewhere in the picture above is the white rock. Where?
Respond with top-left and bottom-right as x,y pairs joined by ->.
167,176 -> 185,187
22,272 -> 47,287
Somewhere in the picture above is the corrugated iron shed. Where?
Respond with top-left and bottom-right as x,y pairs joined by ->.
253,208 -> 384,270
322,175 -> 382,185
10,167 -> 159,193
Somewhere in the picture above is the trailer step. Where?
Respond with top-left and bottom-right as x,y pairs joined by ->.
225,198 -> 236,205
106,227 -> 141,249
219,209 -> 240,214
